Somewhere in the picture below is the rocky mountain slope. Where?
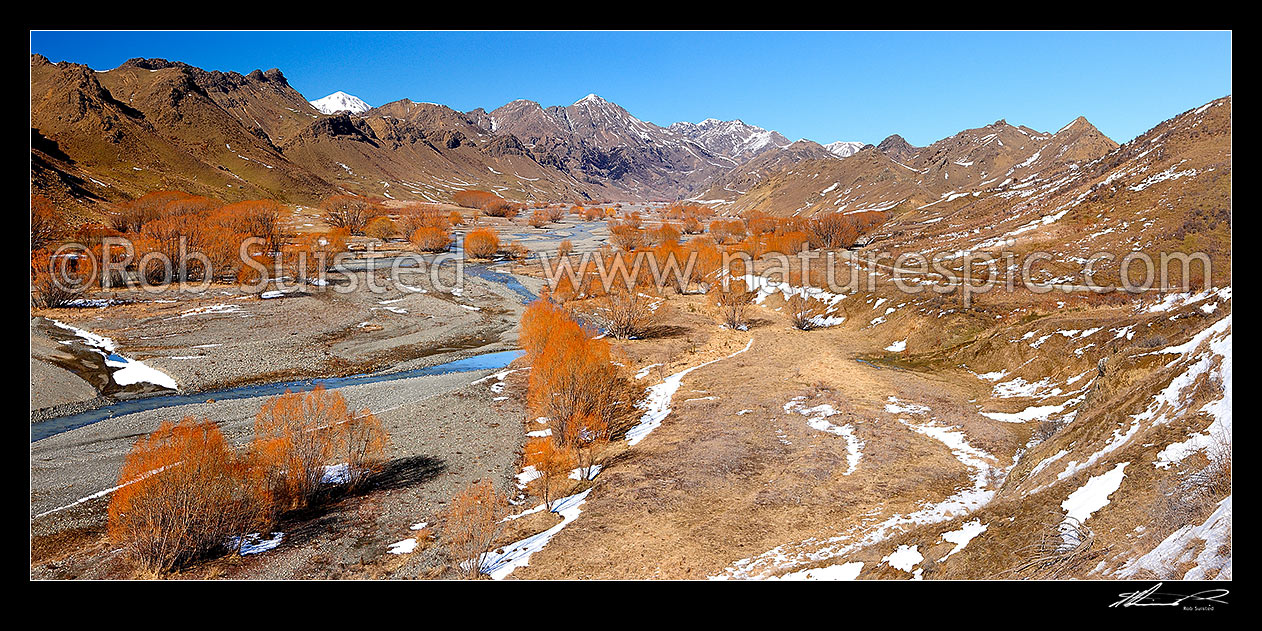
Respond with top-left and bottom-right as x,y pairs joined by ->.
30,55 -> 607,213
724,97 -> 1233,580
33,55 -> 844,212
31,55 -> 336,214
704,114 -> 1122,218
472,94 -> 748,199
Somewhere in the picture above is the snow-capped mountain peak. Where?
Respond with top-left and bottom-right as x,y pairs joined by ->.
574,93 -> 608,106
669,118 -> 791,161
310,91 -> 371,115
823,140 -> 866,158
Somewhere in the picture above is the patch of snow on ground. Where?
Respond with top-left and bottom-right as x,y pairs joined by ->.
718,398 -> 1000,579
980,403 -> 1070,423
770,562 -> 863,581
939,520 -> 988,562
882,545 -> 923,572
569,464 -> 602,480
785,398 -> 863,474
231,532 -> 284,555
179,304 -> 243,317
388,538 -> 418,554
482,489 -> 592,580
1060,462 -> 1128,546
50,319 -> 178,390
515,465 -> 541,489
321,463 -> 350,484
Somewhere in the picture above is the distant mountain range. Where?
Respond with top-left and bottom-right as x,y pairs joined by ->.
32,54 -> 1138,221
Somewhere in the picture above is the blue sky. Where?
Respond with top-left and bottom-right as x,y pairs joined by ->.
31,31 -> 1230,146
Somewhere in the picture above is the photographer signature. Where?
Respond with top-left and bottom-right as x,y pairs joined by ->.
1110,583 -> 1229,608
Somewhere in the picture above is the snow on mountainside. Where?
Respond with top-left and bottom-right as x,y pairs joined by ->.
480,94 -> 751,198
824,140 -> 867,158
310,91 -> 371,115
669,118 -> 791,161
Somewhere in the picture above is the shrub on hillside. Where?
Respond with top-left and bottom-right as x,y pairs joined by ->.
787,293 -> 824,330
564,412 -> 609,482
524,437 -> 574,511
589,284 -> 661,339
808,210 -> 885,249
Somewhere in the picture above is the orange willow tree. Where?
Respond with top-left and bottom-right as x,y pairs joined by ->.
520,300 -> 640,442
252,385 -> 388,509
107,417 -> 267,573
108,388 -> 390,573
464,228 -> 500,259
321,194 -> 381,235
524,436 -> 574,510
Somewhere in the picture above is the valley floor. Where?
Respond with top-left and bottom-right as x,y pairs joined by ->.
30,216 -> 1231,581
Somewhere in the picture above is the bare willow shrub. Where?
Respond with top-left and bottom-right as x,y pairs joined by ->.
411,226 -> 453,252
464,228 -> 500,259
521,300 -> 641,438
564,412 -> 609,481
590,284 -> 661,339
524,437 -> 574,510
365,216 -> 398,240
529,209 -> 551,228
252,386 -> 345,509
321,194 -> 379,235
333,409 -> 390,492
1005,516 -> 1107,579
444,478 -> 505,579
1153,433 -> 1231,534
710,278 -> 757,330
786,293 -> 824,330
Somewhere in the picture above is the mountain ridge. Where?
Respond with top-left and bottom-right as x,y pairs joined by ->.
32,54 -> 1161,219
